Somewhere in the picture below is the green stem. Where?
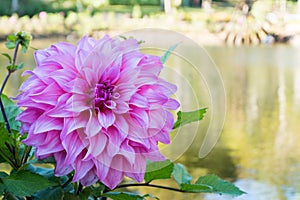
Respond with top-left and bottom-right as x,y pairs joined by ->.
11,40 -> 20,69
0,40 -> 21,170
0,40 -> 21,134
76,183 -> 83,195
20,146 -> 32,165
62,174 -> 74,188
0,98 -> 11,133
115,183 -> 190,193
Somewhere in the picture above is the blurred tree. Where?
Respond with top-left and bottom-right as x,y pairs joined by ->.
11,0 -> 19,13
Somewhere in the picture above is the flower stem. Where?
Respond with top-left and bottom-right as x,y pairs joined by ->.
0,97 -> 11,133
12,40 -> 20,69
0,72 -> 11,94
115,183 -> 190,193
0,40 -> 21,134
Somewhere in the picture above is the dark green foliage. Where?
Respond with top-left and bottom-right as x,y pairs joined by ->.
103,192 -> 146,200
1,170 -> 56,197
109,0 -> 160,6
0,0 -> 77,17
34,187 -> 64,200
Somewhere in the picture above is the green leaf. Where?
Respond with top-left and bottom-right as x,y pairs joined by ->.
196,175 -> 246,196
0,171 -> 8,178
26,164 -> 54,179
0,172 -> 8,194
180,183 -> 212,192
2,170 -> 56,197
3,192 -> 18,200
160,43 -> 179,64
172,163 -> 192,185
5,42 -> 15,49
79,187 -> 93,200
21,46 -> 27,53
0,94 -> 22,132
144,160 -> 174,183
0,123 -> 13,148
34,186 -> 64,200
173,108 -> 207,129
63,192 -> 79,200
7,34 -> 16,42
91,184 -> 106,197
15,63 -> 24,70
102,192 -> 145,200
1,53 -> 12,63
0,182 -> 5,194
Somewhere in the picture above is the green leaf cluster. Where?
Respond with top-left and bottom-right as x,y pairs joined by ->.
142,160 -> 245,197
6,31 -> 32,53
2,31 -> 31,73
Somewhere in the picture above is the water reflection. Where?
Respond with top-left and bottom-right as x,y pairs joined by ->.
0,40 -> 300,200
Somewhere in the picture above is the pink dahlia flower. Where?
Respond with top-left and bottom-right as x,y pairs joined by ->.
16,35 -> 179,189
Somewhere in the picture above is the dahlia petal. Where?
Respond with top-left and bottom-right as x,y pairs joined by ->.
164,98 -> 180,110
149,109 -> 166,130
151,128 -> 170,144
61,117 -> 87,139
103,167 -> 123,189
129,107 -> 149,127
16,108 -> 42,124
86,110 -> 102,137
47,93 -> 73,118
144,150 -> 166,162
49,69 -> 76,92
87,132 -> 107,157
98,110 -> 115,129
73,155 -> 94,181
94,153 -> 110,180
100,64 -> 120,84
106,126 -> 126,147
23,132 -> 46,146
62,131 -> 85,165
32,113 -> 63,134
54,152 -> 73,176
82,67 -> 98,88
72,78 -> 89,95
114,101 -> 130,114
125,155 -> 146,182
114,115 -> 129,135
80,168 -> 98,186
156,78 -> 178,95
36,131 -> 64,156
30,82 -> 63,106
129,93 -> 148,108
77,36 -> 97,51
75,49 -> 89,71
68,94 -> 91,113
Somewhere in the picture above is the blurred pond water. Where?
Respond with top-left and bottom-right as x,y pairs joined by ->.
1,38 -> 300,200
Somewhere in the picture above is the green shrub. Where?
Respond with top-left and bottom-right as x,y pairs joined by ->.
109,0 -> 160,6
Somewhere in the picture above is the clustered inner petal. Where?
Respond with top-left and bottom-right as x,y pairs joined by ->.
95,81 -> 117,111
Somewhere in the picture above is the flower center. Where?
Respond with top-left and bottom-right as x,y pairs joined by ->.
94,81 -> 116,110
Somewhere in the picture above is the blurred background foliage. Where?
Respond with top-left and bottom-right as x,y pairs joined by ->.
0,0 -> 298,17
